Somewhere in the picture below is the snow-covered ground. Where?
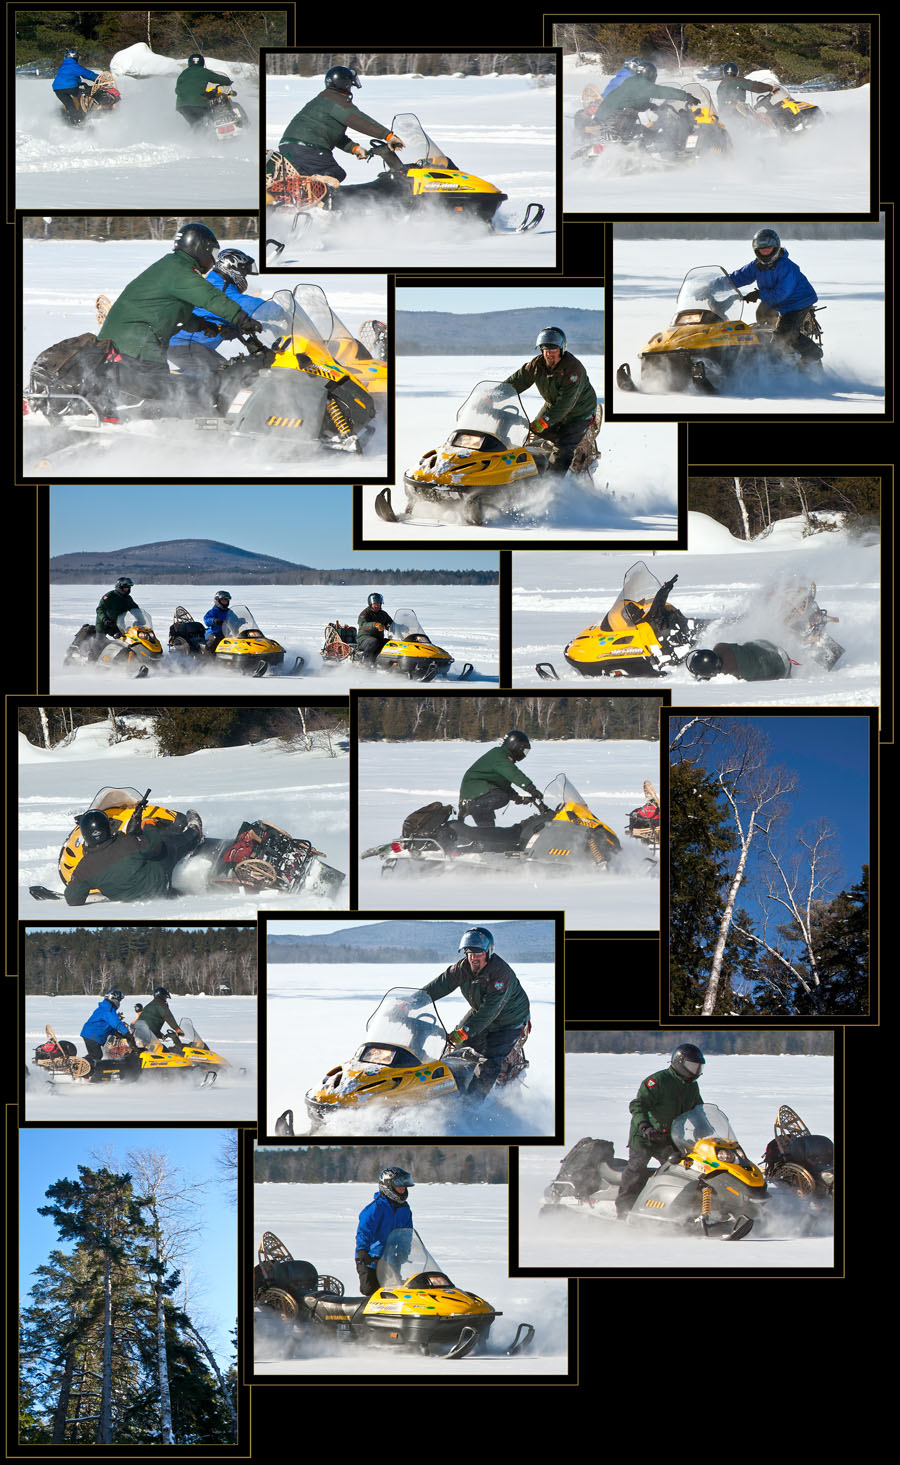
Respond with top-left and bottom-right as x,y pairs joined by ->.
356,737 -> 660,931
24,993 -> 255,1121
17,719 -> 350,918
612,237 -> 884,414
563,57 -> 871,214
48,583 -> 499,693
254,1179 -> 568,1376
21,253 -> 388,478
518,1051 -> 834,1268
265,73 -> 557,267
16,44 -> 259,207
265,961 -> 555,1138
360,351 -> 679,542
511,512 -> 881,710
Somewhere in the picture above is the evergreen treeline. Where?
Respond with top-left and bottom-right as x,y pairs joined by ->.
24,216 -> 259,242
555,21 -> 870,86
689,475 -> 881,540
50,565 -> 500,586
357,695 -> 662,742
565,1029 -> 834,1054
14,9 -> 285,67
18,704 -> 348,757
24,926 -> 257,997
265,52 -> 555,78
255,1146 -> 507,1184
616,221 -> 883,240
19,1165 -> 236,1445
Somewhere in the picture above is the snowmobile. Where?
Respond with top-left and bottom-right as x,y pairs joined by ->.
287,284 -> 388,405
28,785 -> 345,903
63,607 -> 164,677
362,772 -> 621,878
375,380 -> 602,526
320,609 -> 472,682
536,561 -> 705,680
574,84 -> 730,167
168,604 -> 303,677
202,84 -> 249,142
762,1105 -> 834,1207
616,265 -> 824,395
136,1017 -> 232,1083
276,985 -> 529,1132
265,112 -> 544,244
541,1103 -> 768,1239
31,1023 -> 196,1085
254,1227 -> 534,1360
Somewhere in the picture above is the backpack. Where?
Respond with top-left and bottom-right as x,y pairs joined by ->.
401,801 -> 453,838
29,332 -> 111,410
553,1137 -> 616,1200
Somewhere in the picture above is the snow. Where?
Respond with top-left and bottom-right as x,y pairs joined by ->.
17,719 -> 350,918
563,56 -> 871,213
47,583 -> 499,693
15,47 -> 259,207
24,993 -> 255,1121
611,237 -> 885,414
20,251 -> 388,478
518,1052 -> 834,1268
511,512 -> 881,709
265,961 -> 555,1138
265,73 -> 556,267
361,351 -> 679,541
356,737 -> 660,931
254,1179 -> 568,1376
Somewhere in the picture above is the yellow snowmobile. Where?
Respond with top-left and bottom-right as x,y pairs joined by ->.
63,606 -> 163,678
319,609 -> 472,681
31,1024 -> 195,1085
254,1227 -> 534,1359
289,283 -> 388,404
168,604 -> 302,677
616,265 -> 823,394
536,561 -> 703,679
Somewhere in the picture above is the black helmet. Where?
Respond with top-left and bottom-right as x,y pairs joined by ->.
154,986 -> 171,1000
459,926 -> 494,959
65,47 -> 79,60
501,729 -> 531,761
670,1043 -> 705,1082
115,576 -> 134,592
752,227 -> 783,270
632,59 -> 657,82
173,221 -> 220,273
187,53 -> 205,67
367,592 -> 384,607
214,590 -> 232,605
78,809 -> 113,847
324,65 -> 361,93
378,1166 -> 414,1203
536,326 -> 566,353
215,249 -> 257,292
104,989 -> 124,1007
623,56 -> 644,73
722,61 -> 740,77
686,648 -> 723,680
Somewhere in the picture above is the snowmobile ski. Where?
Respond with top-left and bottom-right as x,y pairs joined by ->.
374,487 -> 398,522
535,662 -> 560,680
514,202 -> 545,233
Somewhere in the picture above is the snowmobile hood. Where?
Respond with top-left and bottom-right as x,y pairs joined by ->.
673,1104 -> 766,1189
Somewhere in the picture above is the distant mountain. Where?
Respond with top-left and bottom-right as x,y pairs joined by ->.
396,306 -> 604,355
267,919 -> 557,963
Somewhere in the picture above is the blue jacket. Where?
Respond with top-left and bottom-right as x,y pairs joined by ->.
53,57 -> 99,91
169,272 -> 285,350
203,603 -> 232,636
81,998 -> 130,1044
602,66 -> 633,99
730,250 -> 817,313
355,1191 -> 413,1259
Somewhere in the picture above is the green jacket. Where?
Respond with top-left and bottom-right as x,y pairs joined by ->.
175,64 -> 232,109
357,608 -> 393,635
717,77 -> 772,108
95,587 -> 138,631
138,995 -> 180,1036
595,76 -> 692,120
64,824 -> 175,906
422,954 -> 530,1039
280,87 -> 392,154
459,746 -> 540,803
503,351 -> 597,428
714,640 -> 792,681
99,250 -> 245,364
627,1065 -> 703,1152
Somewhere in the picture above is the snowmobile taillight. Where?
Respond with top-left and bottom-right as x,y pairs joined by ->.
391,841 -> 402,853
102,415 -> 121,424
22,397 -> 30,415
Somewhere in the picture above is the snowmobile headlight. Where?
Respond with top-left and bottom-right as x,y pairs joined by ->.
715,1146 -> 738,1163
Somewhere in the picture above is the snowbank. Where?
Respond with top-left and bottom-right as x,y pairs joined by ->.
110,41 -> 257,83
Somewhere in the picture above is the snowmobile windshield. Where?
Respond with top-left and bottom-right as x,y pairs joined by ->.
377,1228 -> 452,1289
674,267 -> 745,322
543,773 -> 590,814
178,1017 -> 200,1044
260,287 -> 331,352
681,83 -> 713,110
87,786 -> 144,811
391,113 -> 455,168
116,607 -> 153,630
222,604 -> 262,634
619,561 -> 663,608
389,609 -> 429,641
455,382 -> 532,448
291,283 -> 351,348
364,987 -> 449,1064
671,1104 -> 741,1154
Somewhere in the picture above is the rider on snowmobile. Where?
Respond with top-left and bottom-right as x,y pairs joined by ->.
133,985 -> 184,1049
52,47 -> 100,125
459,730 -> 542,827
355,1166 -> 414,1295
589,60 -> 696,142
715,61 -> 775,116
64,806 -> 204,906
686,640 -> 792,681
174,52 -> 234,129
277,65 -> 404,194
203,590 -> 233,648
418,927 -> 531,1102
502,328 -> 598,475
167,250 -> 285,377
78,575 -> 140,660
356,593 -> 395,664
615,1044 -> 705,1218
729,229 -> 823,361
80,988 -> 133,1070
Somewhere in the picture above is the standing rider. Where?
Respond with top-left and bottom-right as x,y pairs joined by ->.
502,327 -> 598,476
729,228 -> 823,361
419,927 -> 531,1102
615,1044 -> 705,1218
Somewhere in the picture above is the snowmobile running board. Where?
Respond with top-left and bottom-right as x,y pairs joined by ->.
535,662 -> 560,680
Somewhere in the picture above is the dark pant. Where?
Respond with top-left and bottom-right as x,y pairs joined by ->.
757,302 -> 823,360
356,632 -> 385,664
102,349 -> 216,416
279,141 -> 347,183
167,341 -> 223,378
56,88 -> 83,123
177,105 -> 210,129
459,789 -> 510,827
465,1025 -> 523,1100
614,1146 -> 672,1217
543,416 -> 594,475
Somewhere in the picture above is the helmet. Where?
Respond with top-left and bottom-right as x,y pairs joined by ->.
722,61 -> 740,77
65,47 -> 79,59
670,1043 -> 705,1082
324,65 -> 361,93
173,221 -> 220,273
215,249 -> 257,292
187,53 -> 205,67
104,989 -> 124,1007
459,926 -> 494,960
686,648 -> 723,680
367,592 -> 384,607
214,590 -> 232,605
153,987 -> 171,1000
115,576 -> 134,592
752,227 -> 783,269
378,1166 -> 414,1203
536,326 -> 566,353
78,809 -> 113,847
501,729 -> 531,761
631,59 -> 657,82
623,56 -> 644,73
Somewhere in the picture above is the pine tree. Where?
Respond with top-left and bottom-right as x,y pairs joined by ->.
669,759 -> 740,1013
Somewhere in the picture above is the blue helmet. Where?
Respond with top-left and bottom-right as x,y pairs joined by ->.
459,926 -> 494,959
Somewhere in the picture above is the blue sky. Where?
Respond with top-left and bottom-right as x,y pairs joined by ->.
19,1127 -> 237,1359
49,485 -> 498,571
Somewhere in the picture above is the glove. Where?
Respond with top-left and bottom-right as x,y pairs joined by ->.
639,1122 -> 669,1145
385,132 -> 404,151
233,309 -> 263,334
662,575 -> 679,593
530,416 -> 550,433
743,289 -> 760,302
448,1027 -> 469,1046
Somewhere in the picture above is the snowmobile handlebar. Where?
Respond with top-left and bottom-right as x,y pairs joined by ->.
123,788 -> 152,834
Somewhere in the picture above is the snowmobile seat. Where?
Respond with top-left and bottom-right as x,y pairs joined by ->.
301,1292 -> 366,1323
